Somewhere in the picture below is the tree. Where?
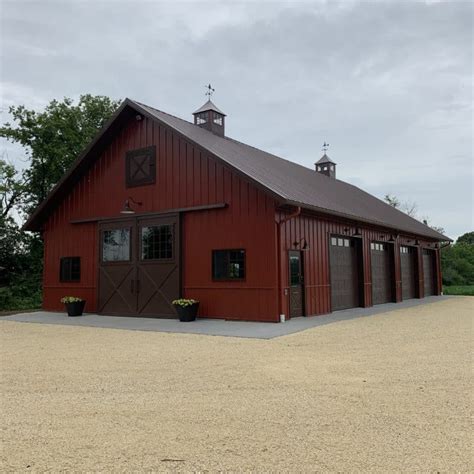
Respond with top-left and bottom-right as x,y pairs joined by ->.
384,193 -> 417,217
441,241 -> 474,286
0,95 -> 120,310
0,94 -> 120,213
0,156 -> 27,220
457,232 -> 474,245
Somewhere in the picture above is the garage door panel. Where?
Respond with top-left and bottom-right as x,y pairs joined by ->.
371,242 -> 393,305
330,237 -> 360,311
423,249 -> 435,296
400,246 -> 416,300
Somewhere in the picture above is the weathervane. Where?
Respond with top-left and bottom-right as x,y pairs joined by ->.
322,141 -> 329,153
205,83 -> 215,99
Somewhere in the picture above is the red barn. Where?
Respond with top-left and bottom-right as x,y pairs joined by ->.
24,98 -> 449,322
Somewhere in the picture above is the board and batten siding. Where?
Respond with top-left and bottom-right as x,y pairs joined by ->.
277,210 -> 441,318
42,115 -> 279,321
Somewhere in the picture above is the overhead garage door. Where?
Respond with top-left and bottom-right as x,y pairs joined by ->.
370,242 -> 393,305
423,249 -> 435,296
400,246 -> 417,300
330,236 -> 360,311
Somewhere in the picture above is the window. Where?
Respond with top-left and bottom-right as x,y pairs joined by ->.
102,229 -> 130,262
141,225 -> 173,260
213,112 -> 223,125
196,112 -> 207,125
125,146 -> 156,188
212,249 -> 245,280
331,237 -> 351,247
60,257 -> 80,282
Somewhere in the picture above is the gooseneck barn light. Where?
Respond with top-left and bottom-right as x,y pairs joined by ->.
120,197 -> 143,214
293,238 -> 309,251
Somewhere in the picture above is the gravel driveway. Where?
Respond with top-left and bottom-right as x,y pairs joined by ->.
1,297 -> 472,471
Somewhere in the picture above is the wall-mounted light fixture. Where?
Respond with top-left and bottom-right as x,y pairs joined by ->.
415,239 -> 420,246
121,197 -> 143,214
353,228 -> 362,237
388,234 -> 395,242
343,227 -> 350,234
379,234 -> 385,240
136,114 -> 142,121
293,238 -> 309,251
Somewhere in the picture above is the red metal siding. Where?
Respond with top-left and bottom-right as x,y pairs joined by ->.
42,115 -> 279,321
277,209 -> 441,319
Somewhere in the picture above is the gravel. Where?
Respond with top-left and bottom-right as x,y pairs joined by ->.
1,297 -> 472,472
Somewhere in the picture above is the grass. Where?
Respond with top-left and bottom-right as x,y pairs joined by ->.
443,285 -> 474,296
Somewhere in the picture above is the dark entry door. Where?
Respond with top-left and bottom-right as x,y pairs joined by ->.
370,242 -> 393,305
136,215 -> 180,317
330,236 -> 360,311
98,215 -> 180,317
98,220 -> 137,315
423,249 -> 435,296
400,246 -> 416,300
289,250 -> 304,318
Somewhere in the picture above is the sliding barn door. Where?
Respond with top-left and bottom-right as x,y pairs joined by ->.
98,215 -> 180,318
98,220 -> 137,315
136,215 -> 180,317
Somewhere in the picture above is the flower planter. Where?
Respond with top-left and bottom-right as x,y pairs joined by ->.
64,300 -> 86,317
174,302 -> 199,322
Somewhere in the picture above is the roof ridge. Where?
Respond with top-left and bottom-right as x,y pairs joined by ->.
133,99 -> 321,176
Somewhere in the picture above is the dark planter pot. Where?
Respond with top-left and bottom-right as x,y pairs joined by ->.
65,300 -> 86,317
174,302 -> 199,322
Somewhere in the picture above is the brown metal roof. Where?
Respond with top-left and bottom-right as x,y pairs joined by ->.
315,153 -> 336,165
24,98 -> 450,241
192,99 -> 226,116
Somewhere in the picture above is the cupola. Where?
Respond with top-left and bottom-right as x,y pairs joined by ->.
315,147 -> 336,179
315,154 -> 336,178
192,99 -> 226,137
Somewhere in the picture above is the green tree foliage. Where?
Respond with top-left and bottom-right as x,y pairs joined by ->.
0,95 -> 120,212
456,231 -> 474,245
441,234 -> 474,286
0,95 -> 120,310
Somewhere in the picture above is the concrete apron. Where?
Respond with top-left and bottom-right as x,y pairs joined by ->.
1,295 -> 453,340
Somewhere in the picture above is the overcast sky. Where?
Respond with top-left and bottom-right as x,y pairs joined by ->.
1,0 -> 472,239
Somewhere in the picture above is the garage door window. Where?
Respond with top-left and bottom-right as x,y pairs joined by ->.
371,243 -> 387,251
331,237 -> 351,247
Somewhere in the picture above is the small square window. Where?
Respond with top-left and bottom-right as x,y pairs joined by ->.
344,239 -> 349,247
197,112 -> 208,125
212,249 -> 245,280
60,257 -> 80,282
213,113 -> 223,125
371,243 -> 375,250
141,225 -> 173,260
331,237 -> 337,246
102,229 -> 130,262
338,238 -> 343,247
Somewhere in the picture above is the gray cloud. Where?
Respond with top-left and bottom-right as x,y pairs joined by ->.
1,0 -> 472,238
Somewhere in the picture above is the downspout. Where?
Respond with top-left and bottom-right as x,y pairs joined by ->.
275,206 -> 302,322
